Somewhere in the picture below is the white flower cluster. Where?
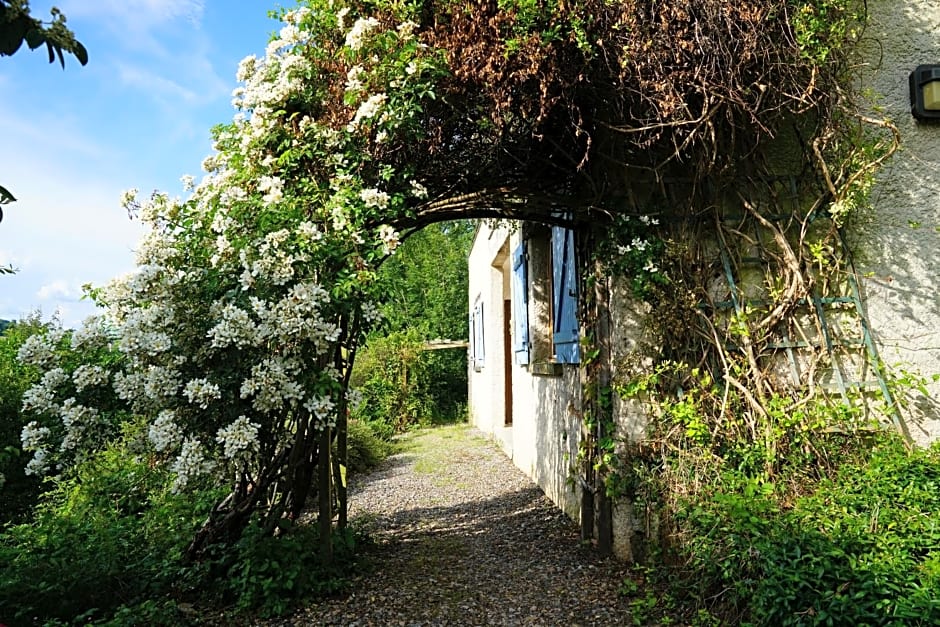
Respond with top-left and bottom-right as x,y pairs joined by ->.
360,300 -> 383,325
21,379 -> 60,415
360,187 -> 390,210
183,378 -> 222,409
137,191 -> 182,226
345,16 -> 379,51
617,236 -> 651,255
58,398 -> 101,452
345,64 -> 366,92
72,364 -> 109,392
149,410 -> 183,453
21,366 -> 71,416
240,357 -> 304,413
397,20 -> 418,40
171,438 -> 213,492
25,449 -> 49,477
209,285 -> 339,364
346,388 -> 364,413
216,416 -> 261,459
350,93 -> 386,129
257,175 -> 284,206
71,316 -> 111,350
304,395 -> 336,429
21,421 -> 50,451
113,365 -> 181,412
260,283 -> 339,346
239,229 -> 308,288
21,421 -> 52,476
409,180 -> 428,199
236,54 -> 257,83
297,221 -> 323,242
136,229 -> 178,267
120,188 -> 139,212
120,303 -> 174,357
207,303 -> 258,349
377,224 -> 400,255
16,333 -> 58,369
283,7 -> 311,26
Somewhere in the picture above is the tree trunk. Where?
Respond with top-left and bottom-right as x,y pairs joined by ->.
318,424 -> 333,564
335,409 -> 348,531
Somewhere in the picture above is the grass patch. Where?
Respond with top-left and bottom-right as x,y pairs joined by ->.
398,423 -> 488,480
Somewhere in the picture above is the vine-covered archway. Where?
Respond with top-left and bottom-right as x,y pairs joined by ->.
16,0 -> 894,562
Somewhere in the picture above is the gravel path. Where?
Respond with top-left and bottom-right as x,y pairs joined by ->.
272,423 -> 642,626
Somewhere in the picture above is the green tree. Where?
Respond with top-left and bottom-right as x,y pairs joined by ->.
379,221 -> 473,340
0,316 -> 49,522
351,221 -> 473,431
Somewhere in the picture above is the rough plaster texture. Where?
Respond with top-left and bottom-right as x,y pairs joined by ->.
856,0 -> 940,444
467,222 -> 583,522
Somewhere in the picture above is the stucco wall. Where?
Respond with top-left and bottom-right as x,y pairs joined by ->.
467,222 -> 508,438
467,222 -> 583,521
856,0 -> 940,444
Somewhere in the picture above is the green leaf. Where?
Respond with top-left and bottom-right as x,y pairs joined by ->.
0,20 -> 27,56
25,27 -> 44,50
74,41 -> 88,66
0,184 -> 16,204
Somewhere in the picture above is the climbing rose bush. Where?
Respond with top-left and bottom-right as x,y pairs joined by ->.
16,0 -> 448,525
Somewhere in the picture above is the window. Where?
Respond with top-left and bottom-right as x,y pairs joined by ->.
511,225 -> 580,368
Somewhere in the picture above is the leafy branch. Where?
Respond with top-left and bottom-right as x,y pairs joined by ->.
0,0 -> 88,67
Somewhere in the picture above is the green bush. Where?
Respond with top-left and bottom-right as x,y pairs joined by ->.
351,329 -> 468,435
672,435 -> 940,625
351,330 -> 435,433
345,418 -> 394,473
0,440 -> 217,625
223,522 -> 359,618
0,424 -> 376,625
0,316 -> 52,523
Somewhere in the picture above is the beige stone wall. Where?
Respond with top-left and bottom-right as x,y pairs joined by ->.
467,221 -> 583,521
857,0 -> 940,444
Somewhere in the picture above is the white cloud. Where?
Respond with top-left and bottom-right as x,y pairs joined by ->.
61,0 -> 205,28
37,280 -> 81,301
0,105 -> 108,162
116,62 -> 201,104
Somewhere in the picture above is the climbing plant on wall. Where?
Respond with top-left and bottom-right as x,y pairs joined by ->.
11,0 -> 892,572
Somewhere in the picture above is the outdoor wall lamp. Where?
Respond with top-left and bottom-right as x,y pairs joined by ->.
910,65 -> 940,120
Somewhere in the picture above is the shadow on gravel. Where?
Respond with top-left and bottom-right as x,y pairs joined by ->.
313,487 -> 641,626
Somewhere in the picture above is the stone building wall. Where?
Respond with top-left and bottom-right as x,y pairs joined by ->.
856,0 -> 940,444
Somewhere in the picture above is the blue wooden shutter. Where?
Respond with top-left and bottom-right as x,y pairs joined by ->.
472,301 -> 485,370
552,226 -> 580,363
511,242 -> 530,365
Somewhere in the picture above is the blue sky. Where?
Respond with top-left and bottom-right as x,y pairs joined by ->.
0,0 -> 284,326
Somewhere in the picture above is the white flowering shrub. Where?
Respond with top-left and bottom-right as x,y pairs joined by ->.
13,316 -> 127,478
16,0 -> 452,552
